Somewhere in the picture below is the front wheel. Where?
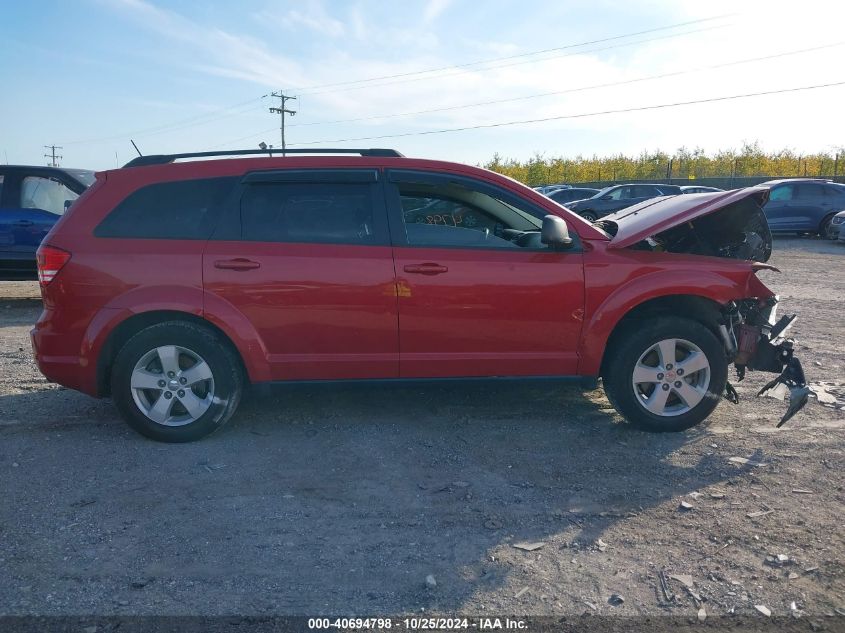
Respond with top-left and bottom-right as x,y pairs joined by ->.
579,210 -> 598,222
819,215 -> 837,240
603,317 -> 727,432
111,321 -> 243,442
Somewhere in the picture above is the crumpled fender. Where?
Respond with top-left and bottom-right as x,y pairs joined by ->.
578,268 -> 764,376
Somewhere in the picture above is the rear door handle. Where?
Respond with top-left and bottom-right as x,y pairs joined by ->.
214,258 -> 261,271
403,263 -> 448,275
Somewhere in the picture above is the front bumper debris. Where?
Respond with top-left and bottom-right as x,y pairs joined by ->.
723,300 -> 810,426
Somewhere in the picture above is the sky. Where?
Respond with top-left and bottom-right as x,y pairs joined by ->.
1,0 -> 844,171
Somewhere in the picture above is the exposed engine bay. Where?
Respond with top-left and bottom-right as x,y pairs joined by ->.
596,196 -> 774,262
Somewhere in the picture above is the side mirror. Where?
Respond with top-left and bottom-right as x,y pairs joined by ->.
541,215 -> 573,248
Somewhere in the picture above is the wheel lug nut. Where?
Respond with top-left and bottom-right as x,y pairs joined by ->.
164,392 -> 173,399
179,377 -> 187,384
665,363 -> 673,370
677,368 -> 684,376
177,390 -> 185,398
657,373 -> 664,380
167,371 -> 175,378
674,381 -> 682,388
662,384 -> 670,391
158,380 -> 166,388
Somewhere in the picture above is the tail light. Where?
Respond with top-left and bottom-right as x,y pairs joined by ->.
36,245 -> 71,287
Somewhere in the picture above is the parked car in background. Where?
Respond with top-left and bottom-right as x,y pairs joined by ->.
565,183 -> 682,221
756,178 -> 845,239
31,148 -> 807,442
533,184 -> 571,195
547,187 -> 600,205
830,209 -> 845,242
680,185 -> 725,194
0,165 -> 94,279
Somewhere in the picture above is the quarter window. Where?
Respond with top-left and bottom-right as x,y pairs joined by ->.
20,176 -> 78,216
95,177 -> 236,239
240,182 -> 377,244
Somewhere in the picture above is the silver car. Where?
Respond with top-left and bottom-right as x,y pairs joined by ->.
833,210 -> 845,242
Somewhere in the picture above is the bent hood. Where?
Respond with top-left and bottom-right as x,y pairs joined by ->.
602,187 -> 770,249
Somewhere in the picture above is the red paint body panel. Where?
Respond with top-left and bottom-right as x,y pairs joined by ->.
202,241 -> 399,380
577,243 -> 776,375
30,154 -> 777,400
394,246 -> 585,377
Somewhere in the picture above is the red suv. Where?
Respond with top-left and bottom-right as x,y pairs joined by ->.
31,149 -> 808,442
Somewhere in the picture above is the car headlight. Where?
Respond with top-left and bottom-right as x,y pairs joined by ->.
832,215 -> 845,225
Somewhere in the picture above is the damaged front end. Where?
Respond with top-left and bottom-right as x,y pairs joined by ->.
597,186 -> 812,425
720,296 -> 809,426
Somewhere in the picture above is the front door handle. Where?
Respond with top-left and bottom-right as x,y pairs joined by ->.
214,258 -> 261,271
13,220 -> 34,227
403,263 -> 448,275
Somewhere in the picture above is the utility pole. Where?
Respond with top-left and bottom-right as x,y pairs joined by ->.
44,145 -> 63,167
268,91 -> 297,155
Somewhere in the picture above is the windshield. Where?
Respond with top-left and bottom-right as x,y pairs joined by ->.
591,186 -> 613,199
65,169 -> 96,187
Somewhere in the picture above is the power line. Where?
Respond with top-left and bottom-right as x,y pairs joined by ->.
287,41 -> 845,129
287,80 -> 845,146
60,96 -> 268,146
295,24 -> 727,96
207,41 -> 843,150
43,145 -> 63,167
290,14 -> 733,94
54,17 -> 731,149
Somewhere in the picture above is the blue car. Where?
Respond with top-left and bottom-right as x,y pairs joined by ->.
757,178 -> 845,239
0,165 -> 94,279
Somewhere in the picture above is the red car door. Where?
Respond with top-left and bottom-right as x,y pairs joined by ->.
386,170 -> 585,378
202,169 -> 399,381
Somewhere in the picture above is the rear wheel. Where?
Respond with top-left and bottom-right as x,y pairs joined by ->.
603,317 -> 727,432
111,321 -> 243,442
579,210 -> 598,222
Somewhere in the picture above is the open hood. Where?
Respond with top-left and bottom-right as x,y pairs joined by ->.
598,186 -> 772,261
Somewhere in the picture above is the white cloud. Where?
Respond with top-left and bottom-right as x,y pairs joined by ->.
254,2 -> 346,38
423,0 -> 453,24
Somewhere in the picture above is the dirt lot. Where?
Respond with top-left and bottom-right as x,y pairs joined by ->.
0,238 -> 843,621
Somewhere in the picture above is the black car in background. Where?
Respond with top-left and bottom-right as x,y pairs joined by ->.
0,165 -> 94,279
756,178 -> 845,239
547,187 -> 600,205
565,183 -> 682,221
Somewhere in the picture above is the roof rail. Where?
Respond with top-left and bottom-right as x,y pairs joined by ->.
122,148 -> 405,168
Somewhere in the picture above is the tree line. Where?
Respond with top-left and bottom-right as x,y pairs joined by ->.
482,142 -> 845,186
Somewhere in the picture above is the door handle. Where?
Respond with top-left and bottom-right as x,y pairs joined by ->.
13,220 -> 34,227
403,263 -> 448,275
214,258 -> 261,271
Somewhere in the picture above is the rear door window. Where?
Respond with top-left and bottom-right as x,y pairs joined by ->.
239,181 -> 383,245
95,177 -> 237,239
795,183 -> 825,199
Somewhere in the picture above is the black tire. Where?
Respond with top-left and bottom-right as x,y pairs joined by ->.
819,214 -> 836,240
603,317 -> 727,432
111,321 -> 243,442
580,210 -> 598,222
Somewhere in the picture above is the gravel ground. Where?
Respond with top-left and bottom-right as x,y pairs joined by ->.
0,238 -> 843,620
